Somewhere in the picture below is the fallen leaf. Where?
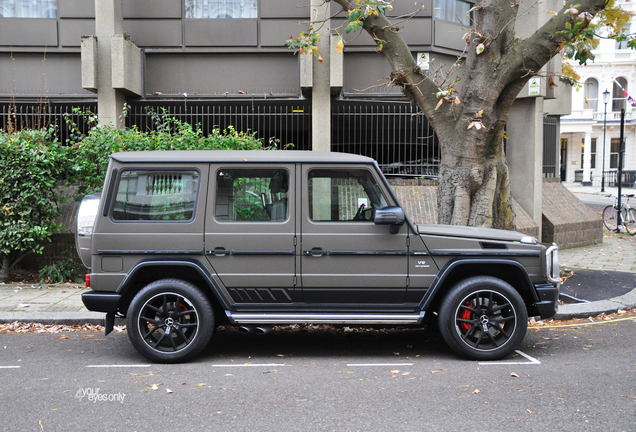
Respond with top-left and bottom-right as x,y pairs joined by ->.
472,388 -> 481,394
166,388 -> 173,393
17,304 -> 29,308
511,372 -> 520,378
151,384 -> 159,390
391,370 -> 400,374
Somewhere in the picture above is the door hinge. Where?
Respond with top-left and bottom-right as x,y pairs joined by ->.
293,276 -> 297,286
406,237 -> 410,247
406,276 -> 410,287
293,236 -> 297,246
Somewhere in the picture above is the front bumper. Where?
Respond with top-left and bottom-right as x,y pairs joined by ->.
531,283 -> 560,318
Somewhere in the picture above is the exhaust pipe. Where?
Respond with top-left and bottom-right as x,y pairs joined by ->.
254,325 -> 273,335
237,325 -> 255,334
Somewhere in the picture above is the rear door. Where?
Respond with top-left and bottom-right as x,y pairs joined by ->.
299,165 -> 408,304
205,164 -> 297,304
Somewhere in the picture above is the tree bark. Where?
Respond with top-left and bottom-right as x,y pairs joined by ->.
331,0 -> 609,229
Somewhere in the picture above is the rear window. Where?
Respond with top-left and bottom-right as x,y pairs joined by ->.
112,170 -> 199,221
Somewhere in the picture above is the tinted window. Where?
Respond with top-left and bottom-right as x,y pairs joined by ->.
308,169 -> 389,222
112,170 -> 199,221
215,169 -> 289,222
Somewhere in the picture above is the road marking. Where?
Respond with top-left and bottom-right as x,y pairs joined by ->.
0,366 -> 21,369
347,363 -> 414,367
478,350 -> 541,365
212,364 -> 286,367
86,364 -> 151,368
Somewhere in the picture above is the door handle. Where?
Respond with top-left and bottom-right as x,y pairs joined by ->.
207,247 -> 230,257
303,248 -> 327,257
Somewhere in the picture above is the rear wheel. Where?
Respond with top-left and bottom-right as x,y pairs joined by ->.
603,205 -> 618,231
438,276 -> 527,361
127,279 -> 214,363
624,209 -> 636,235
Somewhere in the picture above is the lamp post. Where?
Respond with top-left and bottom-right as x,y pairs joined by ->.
601,89 -> 610,192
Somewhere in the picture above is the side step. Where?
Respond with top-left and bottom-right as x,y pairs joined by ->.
225,312 -> 425,325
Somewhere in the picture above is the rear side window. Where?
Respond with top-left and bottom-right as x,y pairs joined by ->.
112,170 -> 199,221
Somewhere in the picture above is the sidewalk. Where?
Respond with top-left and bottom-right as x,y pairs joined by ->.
1,230 -> 635,325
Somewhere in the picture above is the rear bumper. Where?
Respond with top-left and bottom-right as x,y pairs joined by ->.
531,283 -> 560,318
82,291 -> 121,314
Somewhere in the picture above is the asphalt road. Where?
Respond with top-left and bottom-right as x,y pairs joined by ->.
1,321 -> 635,431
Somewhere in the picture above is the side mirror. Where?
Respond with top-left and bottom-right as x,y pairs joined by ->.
374,206 -> 405,234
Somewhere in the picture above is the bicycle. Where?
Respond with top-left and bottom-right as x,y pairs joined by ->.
602,193 -> 636,234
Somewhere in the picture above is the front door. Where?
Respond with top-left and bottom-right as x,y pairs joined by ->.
300,165 -> 408,304
205,164 -> 296,304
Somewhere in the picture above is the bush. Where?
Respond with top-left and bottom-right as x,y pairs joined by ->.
39,256 -> 85,284
0,128 -> 70,281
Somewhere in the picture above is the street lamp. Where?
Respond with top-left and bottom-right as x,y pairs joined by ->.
601,88 -> 610,192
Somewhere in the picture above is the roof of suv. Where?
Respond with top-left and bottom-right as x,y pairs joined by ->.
111,150 -> 376,164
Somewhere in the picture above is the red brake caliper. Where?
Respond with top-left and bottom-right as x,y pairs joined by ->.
460,301 -> 472,333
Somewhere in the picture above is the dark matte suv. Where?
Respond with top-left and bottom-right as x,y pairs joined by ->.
77,150 -> 560,363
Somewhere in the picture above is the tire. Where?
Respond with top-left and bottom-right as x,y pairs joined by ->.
438,276 -> 528,361
126,279 -> 214,363
624,209 -> 636,235
603,205 -> 618,231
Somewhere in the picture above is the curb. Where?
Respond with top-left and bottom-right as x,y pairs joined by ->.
0,312 -> 125,326
554,288 -> 636,320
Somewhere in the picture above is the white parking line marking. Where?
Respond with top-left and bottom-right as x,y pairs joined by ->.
347,363 -> 414,367
212,364 -> 286,367
478,350 -> 541,365
0,366 -> 21,369
86,365 -> 151,368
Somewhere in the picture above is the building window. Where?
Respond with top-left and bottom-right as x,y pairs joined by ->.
591,138 -> 597,169
0,0 -> 56,17
434,0 -> 471,26
185,0 -> 257,18
615,25 -> 630,50
612,77 -> 628,112
583,78 -> 598,111
580,138 -> 585,167
610,138 -> 622,169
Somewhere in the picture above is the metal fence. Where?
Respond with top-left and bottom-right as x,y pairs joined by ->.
332,101 -> 440,176
543,115 -> 558,178
0,102 -> 97,143
2,100 -> 440,176
126,101 -> 312,151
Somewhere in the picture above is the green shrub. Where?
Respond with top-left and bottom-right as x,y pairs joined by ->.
39,256 -> 85,284
0,128 -> 70,281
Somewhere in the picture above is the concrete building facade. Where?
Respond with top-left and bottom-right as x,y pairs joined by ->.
0,0 -> 572,230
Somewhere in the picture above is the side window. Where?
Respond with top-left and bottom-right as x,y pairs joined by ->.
308,169 -> 389,222
112,170 -> 199,221
215,169 -> 289,222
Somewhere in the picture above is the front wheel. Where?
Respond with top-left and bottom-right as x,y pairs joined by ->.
127,279 -> 214,363
438,276 -> 528,361
603,205 -> 619,231
624,208 -> 636,235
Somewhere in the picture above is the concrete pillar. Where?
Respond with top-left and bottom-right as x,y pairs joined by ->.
582,131 -> 592,185
310,0 -> 331,151
95,0 -> 125,128
507,97 -> 544,229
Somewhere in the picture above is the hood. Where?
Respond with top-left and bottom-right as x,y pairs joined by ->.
416,224 -> 533,243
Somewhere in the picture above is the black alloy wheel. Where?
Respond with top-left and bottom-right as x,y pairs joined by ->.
438,276 -> 528,361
